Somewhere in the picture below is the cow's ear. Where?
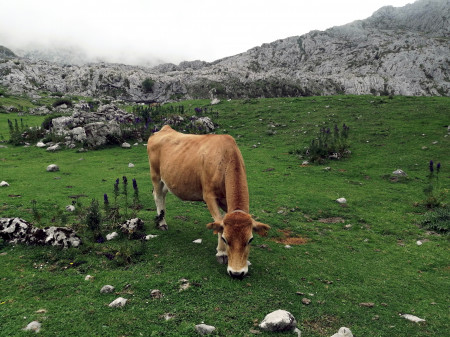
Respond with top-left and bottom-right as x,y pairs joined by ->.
253,221 -> 270,236
206,221 -> 223,234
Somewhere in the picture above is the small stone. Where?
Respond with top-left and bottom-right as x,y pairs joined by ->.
161,313 -> 175,321
128,163 -> 135,168
285,245 -> 292,249
106,232 -> 119,240
323,167 -> 331,171
359,302 -> 375,307
23,321 -> 41,333
330,327 -> 353,337
0,181 -> 9,187
416,240 -> 423,246
100,285 -> 115,293
302,160 -> 309,166
193,238 -> 202,244
36,141 -> 46,148
35,309 -> 47,314
46,144 -> 61,152
392,169 -> 407,177
151,289 -> 163,299
400,314 -> 426,323
85,275 -> 94,281
195,323 -> 216,335
109,297 -> 127,307
65,205 -> 75,212
344,224 -> 352,229
302,298 -> 312,305
336,197 -> 347,204
145,234 -> 158,240
259,310 -> 297,332
211,98 -> 220,105
121,142 -> 131,148
179,278 -> 191,291
46,164 -> 60,172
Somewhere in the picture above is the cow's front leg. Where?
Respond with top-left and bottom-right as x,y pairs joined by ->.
204,192 -> 228,264
216,233 -> 228,264
152,179 -> 168,230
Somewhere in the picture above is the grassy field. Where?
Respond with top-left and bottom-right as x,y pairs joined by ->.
0,94 -> 449,336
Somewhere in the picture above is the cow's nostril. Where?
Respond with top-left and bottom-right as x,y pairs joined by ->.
229,271 -> 245,279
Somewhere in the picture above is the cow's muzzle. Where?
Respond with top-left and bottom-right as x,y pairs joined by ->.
228,270 -> 246,279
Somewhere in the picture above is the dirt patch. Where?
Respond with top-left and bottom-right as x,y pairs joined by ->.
303,315 -> 339,336
318,217 -> 345,224
272,229 -> 308,245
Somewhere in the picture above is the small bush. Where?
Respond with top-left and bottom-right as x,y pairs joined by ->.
420,206 -> 450,233
142,78 -> 155,93
85,199 -> 102,234
42,114 -> 62,130
52,98 -> 73,108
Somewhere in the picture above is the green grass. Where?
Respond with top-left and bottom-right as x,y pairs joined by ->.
0,95 -> 449,336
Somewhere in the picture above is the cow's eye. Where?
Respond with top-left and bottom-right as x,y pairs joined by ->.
221,236 -> 227,244
248,237 -> 254,245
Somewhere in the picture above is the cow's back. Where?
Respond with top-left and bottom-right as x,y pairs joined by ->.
147,125 -> 241,203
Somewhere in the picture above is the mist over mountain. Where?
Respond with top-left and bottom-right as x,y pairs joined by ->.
1,0 -> 449,100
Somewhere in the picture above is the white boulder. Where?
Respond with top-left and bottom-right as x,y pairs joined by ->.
259,310 -> 297,332
106,232 -> 119,240
46,164 -> 60,172
330,327 -> 353,337
109,297 -> 127,308
100,285 -> 115,293
336,197 -> 347,204
46,144 -> 61,152
23,321 -> 41,333
195,323 -> 216,335
0,181 -> 9,187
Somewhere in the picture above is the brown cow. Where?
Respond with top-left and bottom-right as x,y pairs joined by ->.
147,125 -> 270,278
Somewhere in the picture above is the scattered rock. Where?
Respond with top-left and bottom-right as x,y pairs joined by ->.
359,302 -> 375,308
0,217 -> 81,248
193,238 -> 202,244
179,278 -> 191,291
35,309 -> 47,314
36,141 -> 47,148
392,169 -> 407,177
85,275 -> 94,281
259,310 -> 297,332
330,327 -> 353,337
121,142 -> 131,148
46,164 -> 60,172
23,321 -> 41,333
302,160 -> 309,166
161,313 -> 175,321
210,98 -> 220,105
0,181 -> 9,187
151,289 -> 163,299
416,240 -> 423,246
128,163 -> 135,168
145,234 -> 158,240
285,245 -> 292,249
100,285 -> 115,293
65,205 -> 75,212
46,144 -> 61,152
108,297 -> 127,308
400,314 -> 426,323
106,232 -> 119,240
195,323 -> 216,335
336,197 -> 347,204
120,218 -> 144,234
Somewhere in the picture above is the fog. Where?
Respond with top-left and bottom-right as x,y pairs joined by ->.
0,0 -> 413,65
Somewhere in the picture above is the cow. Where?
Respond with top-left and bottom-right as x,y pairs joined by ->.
147,125 -> 270,278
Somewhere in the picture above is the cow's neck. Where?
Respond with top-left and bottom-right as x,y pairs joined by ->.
225,152 -> 249,213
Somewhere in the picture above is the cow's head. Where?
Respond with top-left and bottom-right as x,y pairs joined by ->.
207,211 -> 270,278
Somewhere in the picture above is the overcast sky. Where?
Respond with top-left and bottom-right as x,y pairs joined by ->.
0,0 -> 413,65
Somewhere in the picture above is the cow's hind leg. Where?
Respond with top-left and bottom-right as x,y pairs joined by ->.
152,179 -> 168,230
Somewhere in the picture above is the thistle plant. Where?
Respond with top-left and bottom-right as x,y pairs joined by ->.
424,160 -> 446,208
122,176 -> 129,218
132,178 -> 140,207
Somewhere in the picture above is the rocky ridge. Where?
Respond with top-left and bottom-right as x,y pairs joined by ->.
0,0 -> 448,100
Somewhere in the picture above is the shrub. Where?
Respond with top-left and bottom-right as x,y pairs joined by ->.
293,123 -> 351,163
423,161 -> 446,208
142,78 -> 155,93
52,98 -> 73,108
420,206 -> 450,233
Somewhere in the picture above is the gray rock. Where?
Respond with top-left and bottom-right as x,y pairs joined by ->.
106,232 -> 118,240
100,285 -> 115,293
392,169 -> 407,177
46,144 -> 61,152
195,324 -> 216,335
23,321 -> 41,333
150,289 -> 163,299
65,205 -> 75,212
0,181 -> 9,187
330,327 -> 353,337
121,142 -> 131,148
259,310 -> 297,332
0,217 -> 81,248
108,297 -> 127,308
36,141 -> 47,148
336,197 -> 347,204
46,164 -> 60,172
120,218 -> 144,234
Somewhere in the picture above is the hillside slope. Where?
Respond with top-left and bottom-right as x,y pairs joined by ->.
0,0 -> 448,100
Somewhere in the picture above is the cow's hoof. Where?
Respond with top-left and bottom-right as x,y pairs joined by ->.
216,253 -> 228,264
157,224 -> 168,231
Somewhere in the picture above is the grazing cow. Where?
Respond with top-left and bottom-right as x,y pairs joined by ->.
147,125 -> 270,278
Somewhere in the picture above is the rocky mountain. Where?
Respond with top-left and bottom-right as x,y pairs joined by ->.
1,0 -> 449,101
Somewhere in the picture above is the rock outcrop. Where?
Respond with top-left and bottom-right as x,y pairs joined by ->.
1,0 -> 448,99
